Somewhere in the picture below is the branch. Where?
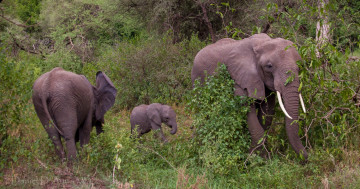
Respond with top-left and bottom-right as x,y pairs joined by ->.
195,1 -> 216,43
244,136 -> 270,168
68,36 -> 74,50
0,8 -> 38,28
322,107 -> 350,119
9,32 -> 44,57
261,22 -> 271,33
138,144 -> 177,170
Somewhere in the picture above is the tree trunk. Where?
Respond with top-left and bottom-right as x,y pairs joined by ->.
196,1 -> 216,43
316,0 -> 330,58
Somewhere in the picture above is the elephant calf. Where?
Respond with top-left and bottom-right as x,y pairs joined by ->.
32,67 -> 117,161
130,103 -> 178,142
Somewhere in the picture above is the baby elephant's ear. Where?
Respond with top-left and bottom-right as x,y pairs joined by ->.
95,71 -> 117,121
146,104 -> 162,125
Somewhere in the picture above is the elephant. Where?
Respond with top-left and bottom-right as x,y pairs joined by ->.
32,67 -> 117,161
130,103 -> 178,142
191,33 -> 308,159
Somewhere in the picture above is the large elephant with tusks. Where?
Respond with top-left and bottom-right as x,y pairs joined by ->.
191,33 -> 308,159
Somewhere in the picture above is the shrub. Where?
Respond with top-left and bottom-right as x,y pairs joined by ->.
91,34 -> 205,109
15,0 -> 42,32
298,38 -> 360,152
188,64 -> 253,175
0,49 -> 42,169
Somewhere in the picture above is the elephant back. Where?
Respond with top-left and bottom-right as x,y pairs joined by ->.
130,105 -> 150,128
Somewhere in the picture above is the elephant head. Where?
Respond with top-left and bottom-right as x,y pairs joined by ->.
93,71 -> 117,134
147,103 -> 178,135
191,33 -> 308,159
252,37 -> 307,158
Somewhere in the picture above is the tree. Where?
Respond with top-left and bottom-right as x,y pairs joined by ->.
316,0 -> 330,57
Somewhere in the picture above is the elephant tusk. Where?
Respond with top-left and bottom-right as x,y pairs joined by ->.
276,91 -> 293,119
299,93 -> 306,113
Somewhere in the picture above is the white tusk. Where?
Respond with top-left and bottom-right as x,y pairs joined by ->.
277,91 -> 293,119
299,93 -> 306,113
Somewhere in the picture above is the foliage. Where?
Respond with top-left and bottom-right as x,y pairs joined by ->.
259,0 -> 360,50
297,38 -> 360,152
1,0 -> 360,188
118,0 -> 269,42
23,0 -> 142,67
255,0 -> 360,159
14,0 -> 41,31
0,49 -> 42,169
188,64 -> 253,175
331,0 -> 360,50
87,34 -> 205,109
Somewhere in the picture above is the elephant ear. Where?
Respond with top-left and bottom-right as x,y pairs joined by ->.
95,71 -> 117,121
235,67 -> 265,100
229,57 -> 265,100
146,104 -> 162,126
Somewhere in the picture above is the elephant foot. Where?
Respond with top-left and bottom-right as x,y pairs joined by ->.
56,151 -> 66,160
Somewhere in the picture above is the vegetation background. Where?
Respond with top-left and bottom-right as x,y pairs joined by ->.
0,0 -> 359,188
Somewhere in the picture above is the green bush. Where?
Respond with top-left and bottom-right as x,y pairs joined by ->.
15,0 -> 41,32
298,38 -> 360,151
0,49 -> 42,169
90,34 -> 205,109
188,64 -> 253,175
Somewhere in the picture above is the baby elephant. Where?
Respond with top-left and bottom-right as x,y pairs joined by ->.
130,103 -> 178,142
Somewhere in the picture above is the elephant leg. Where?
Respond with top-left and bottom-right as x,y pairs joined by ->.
46,129 -> 65,160
49,131 -> 65,160
247,104 -> 265,153
34,104 -> 65,160
75,129 -> 80,143
149,122 -> 167,142
65,137 -> 77,161
52,108 -> 78,161
79,114 -> 92,147
95,119 -> 104,135
257,91 -> 275,130
131,124 -> 149,138
152,129 -> 167,143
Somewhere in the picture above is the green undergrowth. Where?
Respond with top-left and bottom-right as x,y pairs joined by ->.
1,0 -> 360,188
1,55 -> 360,187
2,105 -> 360,188
188,64 -> 253,175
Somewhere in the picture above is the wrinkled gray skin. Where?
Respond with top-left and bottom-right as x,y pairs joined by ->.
130,103 -> 178,142
32,67 -> 117,161
191,33 -> 308,159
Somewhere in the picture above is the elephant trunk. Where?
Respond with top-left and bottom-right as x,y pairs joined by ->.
282,84 -> 308,159
95,120 -> 104,135
170,123 -> 177,135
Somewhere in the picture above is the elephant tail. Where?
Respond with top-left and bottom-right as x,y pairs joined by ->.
41,94 -> 64,136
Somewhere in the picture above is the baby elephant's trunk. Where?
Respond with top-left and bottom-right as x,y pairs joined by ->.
170,123 -> 177,135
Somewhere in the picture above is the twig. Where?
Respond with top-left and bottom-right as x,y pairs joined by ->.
35,157 -> 48,169
243,136 -> 270,168
322,107 -> 350,119
112,163 -> 116,183
138,144 -> 177,170
68,36 -> 74,50
0,11 -> 38,28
